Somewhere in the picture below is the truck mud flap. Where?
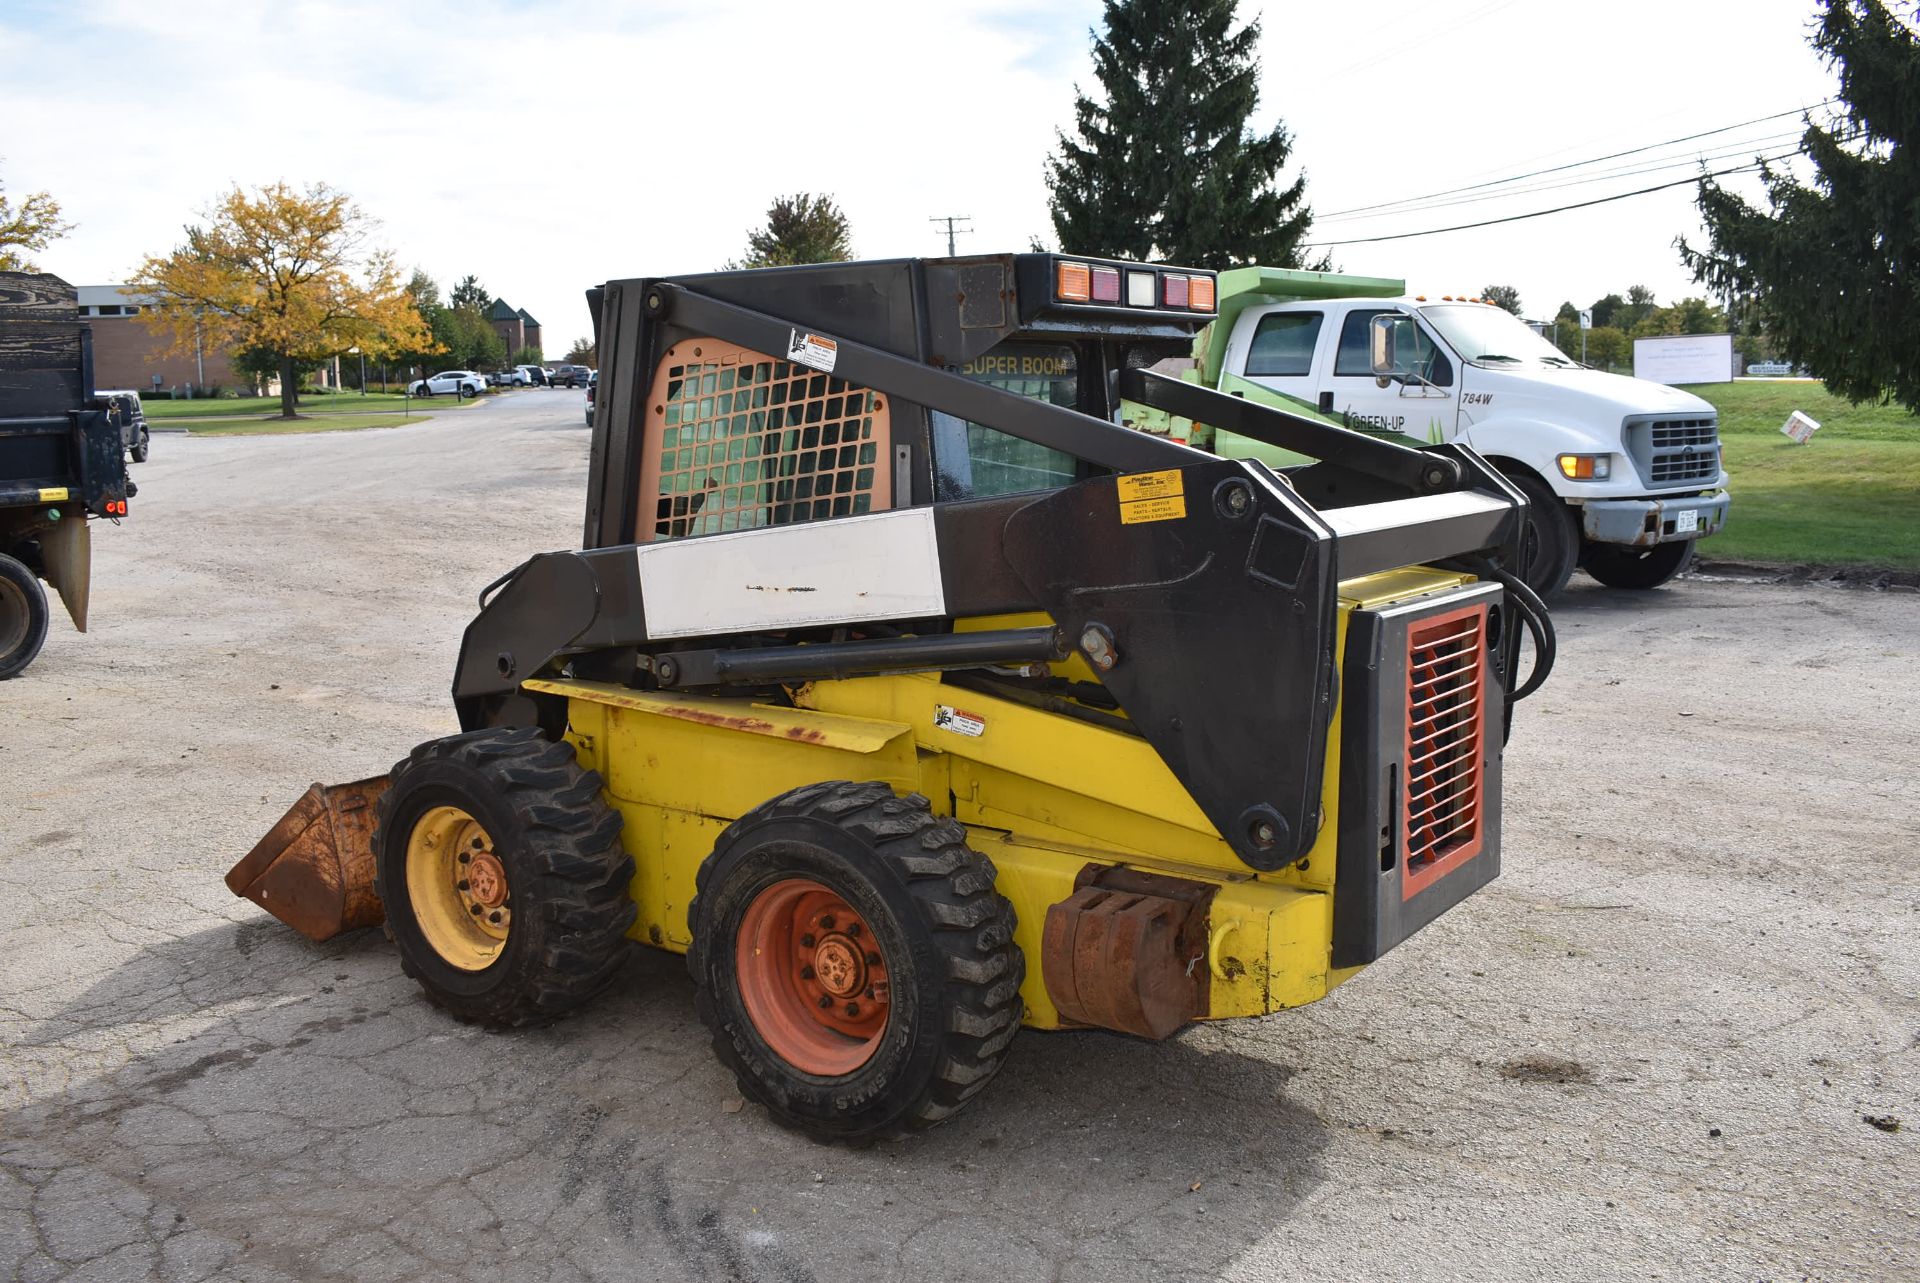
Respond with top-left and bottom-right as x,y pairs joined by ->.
225,777 -> 389,942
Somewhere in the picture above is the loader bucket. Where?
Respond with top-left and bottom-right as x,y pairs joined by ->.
225,777 -> 390,942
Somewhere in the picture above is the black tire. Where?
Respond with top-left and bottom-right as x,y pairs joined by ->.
0,553 -> 49,680
1510,472 -> 1579,597
372,727 -> 635,1027
459,384 -> 476,399
688,781 -> 1024,1142
1584,539 -> 1696,589
417,384 -> 433,398
130,429 -> 149,463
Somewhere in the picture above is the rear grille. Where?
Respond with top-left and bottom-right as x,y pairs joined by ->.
1629,415 -> 1721,486
1402,606 -> 1487,894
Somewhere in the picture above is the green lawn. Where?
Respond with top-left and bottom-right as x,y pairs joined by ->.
145,391 -> 479,418
185,414 -> 429,435
1682,380 -> 1920,570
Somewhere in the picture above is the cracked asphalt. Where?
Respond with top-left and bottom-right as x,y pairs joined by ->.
2,390 -> 1915,1282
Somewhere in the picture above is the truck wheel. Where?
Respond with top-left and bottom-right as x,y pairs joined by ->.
688,781 -> 1024,1142
1511,473 -> 1578,597
131,429 -> 149,463
372,727 -> 635,1027
1584,539 -> 1696,589
0,554 -> 50,680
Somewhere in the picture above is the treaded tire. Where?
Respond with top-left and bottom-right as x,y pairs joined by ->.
372,727 -> 635,1027
688,781 -> 1024,1142
0,553 -> 49,681
1511,472 -> 1579,597
130,429 -> 149,463
1584,539 -> 1695,589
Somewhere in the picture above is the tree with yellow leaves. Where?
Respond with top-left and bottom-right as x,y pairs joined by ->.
131,182 -> 435,417
0,169 -> 73,272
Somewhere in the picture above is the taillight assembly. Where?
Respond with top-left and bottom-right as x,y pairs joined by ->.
1127,271 -> 1156,307
104,499 -> 127,516
1188,275 -> 1216,311
1089,265 -> 1121,303
1162,274 -> 1190,309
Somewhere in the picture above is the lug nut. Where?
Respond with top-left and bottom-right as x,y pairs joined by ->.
800,965 -> 815,980
819,915 -> 836,930
458,879 -> 470,891
800,933 -> 816,948
817,995 -> 833,1009
844,1002 -> 860,1017
489,911 -> 503,924
846,922 -> 861,937
470,904 -> 483,916
458,852 -> 471,864
865,951 -> 882,967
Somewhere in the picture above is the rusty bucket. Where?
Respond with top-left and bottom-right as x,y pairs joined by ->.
225,777 -> 390,942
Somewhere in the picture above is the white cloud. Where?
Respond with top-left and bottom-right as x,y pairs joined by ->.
5,0 -> 1836,347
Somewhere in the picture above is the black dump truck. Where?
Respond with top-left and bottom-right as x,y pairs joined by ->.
0,272 -> 134,678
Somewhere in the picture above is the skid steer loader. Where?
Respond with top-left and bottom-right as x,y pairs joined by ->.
228,253 -> 1554,1141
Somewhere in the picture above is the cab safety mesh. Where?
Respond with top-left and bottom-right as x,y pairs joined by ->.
638,340 -> 891,541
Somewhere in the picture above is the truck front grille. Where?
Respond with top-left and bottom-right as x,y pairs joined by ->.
1628,415 -> 1721,486
1403,605 -> 1487,895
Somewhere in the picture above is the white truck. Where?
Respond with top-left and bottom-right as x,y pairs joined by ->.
1156,267 -> 1729,592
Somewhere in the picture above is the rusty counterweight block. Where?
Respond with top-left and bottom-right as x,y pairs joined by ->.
1041,866 -> 1215,1040
224,777 -> 390,942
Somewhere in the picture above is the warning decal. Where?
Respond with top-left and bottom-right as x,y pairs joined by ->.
934,705 -> 987,738
1116,468 -> 1186,525
787,330 -> 839,373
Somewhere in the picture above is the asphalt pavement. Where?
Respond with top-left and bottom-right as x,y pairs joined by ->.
2,389 -> 1914,1282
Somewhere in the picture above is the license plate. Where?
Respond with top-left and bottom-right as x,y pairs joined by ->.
1674,509 -> 1699,534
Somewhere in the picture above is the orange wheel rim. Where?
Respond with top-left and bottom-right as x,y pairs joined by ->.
736,878 -> 890,1076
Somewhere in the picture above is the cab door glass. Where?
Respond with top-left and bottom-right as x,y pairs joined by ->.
1334,310 -> 1452,388
932,342 -> 1080,500
1245,312 -> 1323,377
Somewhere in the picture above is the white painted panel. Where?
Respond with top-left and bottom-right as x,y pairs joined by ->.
635,508 -> 947,639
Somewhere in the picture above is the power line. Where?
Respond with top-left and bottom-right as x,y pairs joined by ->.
1317,101 -> 1835,221
1300,154 -> 1800,249
1317,129 -> 1817,224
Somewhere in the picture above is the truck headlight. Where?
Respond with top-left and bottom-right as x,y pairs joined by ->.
1556,453 -> 1611,481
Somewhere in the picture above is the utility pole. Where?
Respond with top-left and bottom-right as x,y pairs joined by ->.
929,215 -> 972,257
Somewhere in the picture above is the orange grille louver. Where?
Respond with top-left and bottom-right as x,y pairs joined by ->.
1401,604 -> 1488,899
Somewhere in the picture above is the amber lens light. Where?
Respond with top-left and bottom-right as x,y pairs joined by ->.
1055,261 -> 1092,302
1556,454 -> 1611,480
1188,275 -> 1216,311
1089,265 -> 1121,303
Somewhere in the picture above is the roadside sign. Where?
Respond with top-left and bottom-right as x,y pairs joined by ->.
1579,310 -> 1593,330
1781,410 -> 1821,444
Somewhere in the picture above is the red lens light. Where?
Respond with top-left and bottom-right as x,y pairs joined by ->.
1089,266 -> 1121,303
1162,274 -> 1189,308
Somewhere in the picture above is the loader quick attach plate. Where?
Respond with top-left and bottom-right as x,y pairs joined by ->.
1003,458 -> 1338,870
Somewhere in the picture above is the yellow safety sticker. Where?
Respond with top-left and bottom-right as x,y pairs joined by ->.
38,487 -> 69,503
1116,469 -> 1186,525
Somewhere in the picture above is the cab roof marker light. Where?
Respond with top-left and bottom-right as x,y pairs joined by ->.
1055,261 -> 1092,302
1127,271 -> 1156,307
1188,275 -> 1216,312
1089,265 -> 1122,303
1162,274 -> 1190,309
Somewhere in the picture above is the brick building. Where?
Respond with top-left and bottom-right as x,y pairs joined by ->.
77,285 -> 248,394
486,298 -> 543,358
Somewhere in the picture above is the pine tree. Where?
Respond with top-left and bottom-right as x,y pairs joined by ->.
730,194 -> 852,269
1045,0 -> 1318,270
1679,0 -> 1920,412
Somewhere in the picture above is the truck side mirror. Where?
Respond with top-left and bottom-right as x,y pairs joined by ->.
1369,313 -> 1398,384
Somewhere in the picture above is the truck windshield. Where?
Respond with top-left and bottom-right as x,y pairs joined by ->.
932,342 -> 1080,500
1418,305 -> 1577,368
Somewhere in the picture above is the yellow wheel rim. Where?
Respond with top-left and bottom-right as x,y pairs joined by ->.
405,805 -> 511,971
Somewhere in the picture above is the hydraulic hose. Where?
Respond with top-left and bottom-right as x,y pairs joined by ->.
1440,556 -> 1556,703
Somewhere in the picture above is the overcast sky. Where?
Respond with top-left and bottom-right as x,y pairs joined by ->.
4,0 -> 1840,350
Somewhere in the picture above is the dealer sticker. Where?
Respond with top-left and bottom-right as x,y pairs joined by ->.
934,704 -> 986,738
787,329 -> 839,373
1674,509 -> 1699,534
1115,468 -> 1187,525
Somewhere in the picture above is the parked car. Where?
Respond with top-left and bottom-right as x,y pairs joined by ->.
408,370 -> 485,398
550,364 -> 589,389
584,370 -> 597,427
510,366 -> 538,387
96,389 -> 150,462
